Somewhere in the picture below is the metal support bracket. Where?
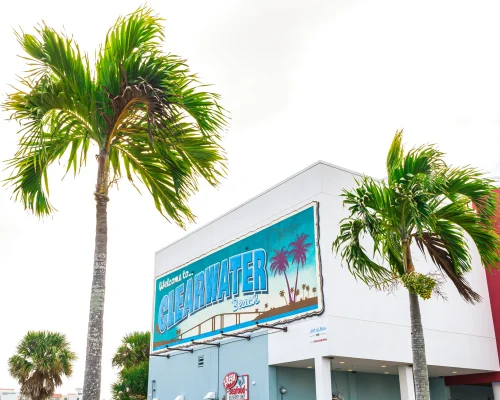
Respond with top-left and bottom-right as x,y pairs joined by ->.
191,340 -> 220,347
220,330 -> 251,340
255,323 -> 288,332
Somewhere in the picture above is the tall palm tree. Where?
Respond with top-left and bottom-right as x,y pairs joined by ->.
306,284 -> 310,298
312,287 -> 317,297
270,248 -> 293,303
112,332 -> 150,400
289,233 -> 312,302
332,130 -> 500,400
9,331 -> 76,400
3,8 -> 227,400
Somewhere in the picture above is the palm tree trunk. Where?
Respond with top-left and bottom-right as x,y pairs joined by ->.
403,239 -> 430,400
284,272 -> 293,304
293,265 -> 299,302
83,149 -> 110,400
409,291 -> 430,400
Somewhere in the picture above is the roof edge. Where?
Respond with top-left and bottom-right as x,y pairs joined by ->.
155,161 -> 365,255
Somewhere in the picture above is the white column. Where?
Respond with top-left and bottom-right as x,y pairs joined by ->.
398,365 -> 416,400
493,382 -> 500,400
315,357 -> 333,400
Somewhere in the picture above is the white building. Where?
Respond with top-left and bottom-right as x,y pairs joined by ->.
148,161 -> 500,400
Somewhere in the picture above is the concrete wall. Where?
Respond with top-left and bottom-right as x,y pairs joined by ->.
148,333 -> 270,400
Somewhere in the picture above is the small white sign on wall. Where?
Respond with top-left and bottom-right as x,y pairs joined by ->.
309,325 -> 327,344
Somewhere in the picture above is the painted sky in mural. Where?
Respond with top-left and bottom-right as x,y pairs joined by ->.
152,203 -> 322,352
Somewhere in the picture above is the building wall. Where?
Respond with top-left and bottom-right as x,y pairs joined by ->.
152,161 -> 500,399
148,333 -> 270,400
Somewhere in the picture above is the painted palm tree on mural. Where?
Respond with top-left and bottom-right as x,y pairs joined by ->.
3,8 -> 227,400
302,284 -> 306,298
306,284 -> 311,298
279,290 -> 287,305
295,289 -> 300,300
332,130 -> 500,400
270,248 -> 293,303
289,233 -> 312,302
312,287 -> 317,297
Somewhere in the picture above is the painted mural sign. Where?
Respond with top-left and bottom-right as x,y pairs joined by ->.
152,203 -> 323,352
223,373 -> 249,400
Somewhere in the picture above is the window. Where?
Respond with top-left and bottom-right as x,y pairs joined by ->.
198,355 -> 204,367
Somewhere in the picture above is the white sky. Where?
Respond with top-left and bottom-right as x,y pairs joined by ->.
1,0 -> 500,398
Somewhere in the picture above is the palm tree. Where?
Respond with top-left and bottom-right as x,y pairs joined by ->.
332,131 -> 500,400
289,233 -> 312,301
302,283 -> 306,297
306,284 -> 310,298
312,287 -> 317,297
279,290 -> 288,305
265,303 -> 268,310
9,331 -> 76,400
295,289 -> 300,300
175,329 -> 182,338
112,332 -> 150,400
3,8 -> 227,400
270,248 -> 293,303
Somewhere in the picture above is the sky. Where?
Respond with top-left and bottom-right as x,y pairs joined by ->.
1,0 -> 500,398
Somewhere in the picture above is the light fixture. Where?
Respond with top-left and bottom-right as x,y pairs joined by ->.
347,369 -> 352,372
204,392 -> 217,399
279,387 -> 287,394
384,372 -> 389,375
307,366 -> 313,369
339,361 -> 345,364
381,365 -> 386,368
452,371 -> 457,374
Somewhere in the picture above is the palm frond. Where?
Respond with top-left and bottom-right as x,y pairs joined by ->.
333,218 -> 392,286
414,232 -> 481,303
444,166 -> 498,219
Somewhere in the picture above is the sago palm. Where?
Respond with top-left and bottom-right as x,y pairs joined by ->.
3,7 -> 227,400
8,331 -> 76,400
332,130 -> 500,400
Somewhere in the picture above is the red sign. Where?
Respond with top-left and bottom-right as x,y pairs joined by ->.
223,372 -> 238,390
224,374 -> 249,400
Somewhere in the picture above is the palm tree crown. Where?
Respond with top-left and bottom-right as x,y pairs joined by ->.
333,130 -> 500,302
269,248 -> 290,276
8,331 -> 76,400
4,6 -> 226,225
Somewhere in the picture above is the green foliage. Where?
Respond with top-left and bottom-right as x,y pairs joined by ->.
8,331 -> 76,400
3,6 -> 227,227
332,129 -> 500,303
112,332 -> 150,400
401,272 -> 436,300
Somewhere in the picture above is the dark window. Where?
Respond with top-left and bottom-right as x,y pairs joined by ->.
198,355 -> 204,367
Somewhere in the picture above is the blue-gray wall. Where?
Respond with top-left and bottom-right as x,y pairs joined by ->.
274,368 -> 401,400
149,336 -> 473,400
148,333 -> 270,400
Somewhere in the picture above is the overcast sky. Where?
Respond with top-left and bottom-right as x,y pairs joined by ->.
1,0 -> 500,398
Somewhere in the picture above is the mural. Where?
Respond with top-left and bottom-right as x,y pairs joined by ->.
151,203 -> 323,352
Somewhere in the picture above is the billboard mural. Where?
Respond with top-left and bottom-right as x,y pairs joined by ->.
152,202 -> 323,352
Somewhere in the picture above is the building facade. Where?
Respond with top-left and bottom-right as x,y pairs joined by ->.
148,162 -> 500,400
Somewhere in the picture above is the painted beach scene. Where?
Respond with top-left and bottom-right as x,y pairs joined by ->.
152,203 -> 323,351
